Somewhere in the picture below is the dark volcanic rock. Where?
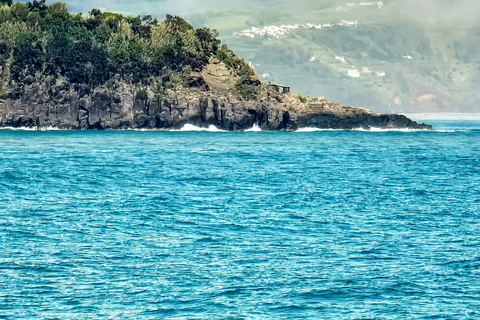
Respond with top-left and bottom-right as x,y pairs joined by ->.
0,83 -> 432,131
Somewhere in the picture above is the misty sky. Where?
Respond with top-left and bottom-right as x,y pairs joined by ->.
44,0 -> 247,16
19,0 -> 480,24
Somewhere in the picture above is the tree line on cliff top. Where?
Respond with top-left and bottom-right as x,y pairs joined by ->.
0,0 -> 255,95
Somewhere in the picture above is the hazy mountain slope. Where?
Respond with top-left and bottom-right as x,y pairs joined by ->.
196,1 -> 480,113
195,0 -> 480,112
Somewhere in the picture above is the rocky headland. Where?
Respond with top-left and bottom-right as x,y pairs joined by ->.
0,58 -> 431,131
0,81 -> 432,131
0,57 -> 431,131
0,4 -> 431,131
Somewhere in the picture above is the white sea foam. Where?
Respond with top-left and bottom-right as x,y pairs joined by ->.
245,124 -> 262,132
175,124 -> 226,132
0,126 -> 65,131
40,126 -> 62,131
0,126 -> 38,131
134,128 -> 160,132
295,127 -> 339,132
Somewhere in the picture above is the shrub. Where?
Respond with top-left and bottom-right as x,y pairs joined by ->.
0,85 -> 8,99
236,83 -> 262,100
298,95 -> 307,103
136,88 -> 148,102
100,91 -> 110,102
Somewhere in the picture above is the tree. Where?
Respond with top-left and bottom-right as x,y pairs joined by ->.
1,4 -> 252,95
27,11 -> 41,28
0,0 -> 13,7
27,0 -> 48,13
0,4 -> 13,23
48,2 -> 67,16
196,27 -> 221,61
90,8 -> 101,18
151,15 -> 206,70
11,32 -> 46,82
10,3 -> 29,20
0,20 -> 28,46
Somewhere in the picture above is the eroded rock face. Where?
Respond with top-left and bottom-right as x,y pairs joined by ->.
0,82 -> 432,131
200,58 -> 236,94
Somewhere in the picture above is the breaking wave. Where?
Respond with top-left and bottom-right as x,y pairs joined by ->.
40,126 -> 63,131
0,126 -> 64,131
0,126 -> 38,131
295,127 -> 339,132
175,124 -> 226,132
245,124 -> 262,132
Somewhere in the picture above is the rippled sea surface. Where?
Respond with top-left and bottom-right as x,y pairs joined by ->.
1,119 -> 480,319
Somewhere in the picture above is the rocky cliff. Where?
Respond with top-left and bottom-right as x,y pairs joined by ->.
0,79 -> 432,131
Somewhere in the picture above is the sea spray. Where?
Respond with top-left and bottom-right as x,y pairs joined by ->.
245,124 -> 262,132
176,124 -> 226,132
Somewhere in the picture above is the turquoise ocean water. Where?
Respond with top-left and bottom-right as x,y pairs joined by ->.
1,118 -> 479,319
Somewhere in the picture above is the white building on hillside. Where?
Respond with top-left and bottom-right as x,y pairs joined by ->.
348,69 -> 361,78
362,67 -> 372,74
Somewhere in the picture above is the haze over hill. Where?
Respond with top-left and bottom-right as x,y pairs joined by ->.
18,0 -> 480,112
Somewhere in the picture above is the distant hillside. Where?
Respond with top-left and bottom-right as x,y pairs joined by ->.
182,0 -> 480,113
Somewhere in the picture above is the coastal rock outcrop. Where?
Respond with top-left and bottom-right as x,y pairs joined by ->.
0,81 -> 432,131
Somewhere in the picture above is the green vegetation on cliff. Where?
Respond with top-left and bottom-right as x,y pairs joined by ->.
0,0 -> 255,99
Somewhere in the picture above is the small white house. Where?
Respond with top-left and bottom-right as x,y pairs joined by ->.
338,20 -> 358,27
376,71 -> 386,77
348,70 -> 361,78
362,67 -> 372,74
